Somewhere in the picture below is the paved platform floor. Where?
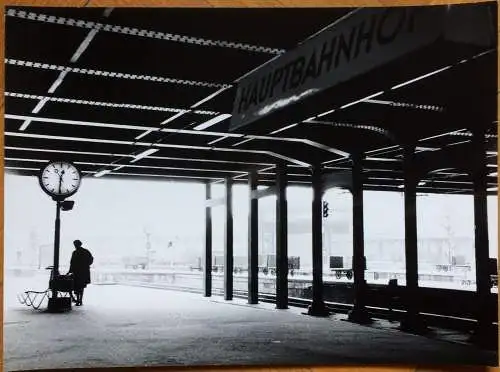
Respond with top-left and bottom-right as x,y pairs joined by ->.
4,279 -> 498,371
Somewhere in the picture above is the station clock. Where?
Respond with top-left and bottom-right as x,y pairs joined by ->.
38,161 -> 82,201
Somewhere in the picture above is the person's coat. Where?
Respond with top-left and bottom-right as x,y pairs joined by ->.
69,247 -> 94,289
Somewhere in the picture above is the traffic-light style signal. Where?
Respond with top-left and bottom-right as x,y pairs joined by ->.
323,201 -> 329,218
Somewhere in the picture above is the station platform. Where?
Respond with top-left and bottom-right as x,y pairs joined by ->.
4,278 -> 498,371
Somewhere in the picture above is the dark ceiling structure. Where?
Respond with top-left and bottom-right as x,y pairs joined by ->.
4,4 -> 498,195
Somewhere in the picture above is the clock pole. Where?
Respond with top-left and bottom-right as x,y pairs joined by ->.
53,201 -> 61,276
51,200 -> 62,301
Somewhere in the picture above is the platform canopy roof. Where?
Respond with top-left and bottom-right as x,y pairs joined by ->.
4,4 -> 498,194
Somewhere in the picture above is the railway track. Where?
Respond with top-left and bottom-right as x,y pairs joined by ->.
118,281 -> 487,333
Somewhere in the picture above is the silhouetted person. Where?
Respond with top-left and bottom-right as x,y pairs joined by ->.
68,240 -> 93,306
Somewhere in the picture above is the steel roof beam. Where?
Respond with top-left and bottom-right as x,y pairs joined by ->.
4,146 -> 275,167
5,114 -> 347,160
5,131 -> 311,168
5,92 -> 220,116
6,8 -> 285,55
5,59 -> 230,89
4,157 -> 253,175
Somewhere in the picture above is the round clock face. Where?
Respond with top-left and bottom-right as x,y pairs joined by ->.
39,161 -> 81,199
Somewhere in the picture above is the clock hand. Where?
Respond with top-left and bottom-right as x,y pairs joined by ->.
58,170 -> 64,194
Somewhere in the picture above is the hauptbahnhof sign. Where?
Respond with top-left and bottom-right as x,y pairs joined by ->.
229,6 -> 488,131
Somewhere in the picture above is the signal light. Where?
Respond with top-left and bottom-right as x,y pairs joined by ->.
323,201 -> 329,218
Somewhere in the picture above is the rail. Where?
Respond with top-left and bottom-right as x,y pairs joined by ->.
121,281 -> 494,332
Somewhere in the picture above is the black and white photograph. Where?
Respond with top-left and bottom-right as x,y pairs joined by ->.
3,2 -> 499,370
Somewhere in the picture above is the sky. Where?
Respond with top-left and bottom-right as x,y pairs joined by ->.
4,173 -> 498,269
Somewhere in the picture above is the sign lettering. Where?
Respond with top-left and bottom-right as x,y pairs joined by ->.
230,7 -> 446,131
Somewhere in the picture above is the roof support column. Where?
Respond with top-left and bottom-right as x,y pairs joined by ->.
470,128 -> 496,346
248,170 -> 259,305
275,163 -> 288,309
307,165 -> 329,316
347,153 -> 372,324
203,182 -> 212,297
400,144 -> 428,334
224,177 -> 234,301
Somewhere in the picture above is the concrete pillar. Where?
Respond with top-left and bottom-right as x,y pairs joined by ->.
470,128 -> 495,345
400,144 -> 427,334
348,153 -> 372,324
275,163 -> 288,309
224,177 -> 233,301
308,166 -> 329,316
248,170 -> 259,304
204,182 -> 212,297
